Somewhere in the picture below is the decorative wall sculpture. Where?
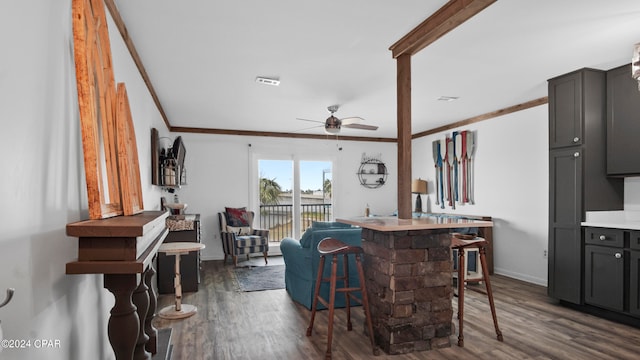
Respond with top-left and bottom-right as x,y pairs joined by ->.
433,130 -> 476,210
73,0 -> 143,219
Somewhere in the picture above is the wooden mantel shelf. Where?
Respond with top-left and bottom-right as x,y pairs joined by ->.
66,210 -> 169,274
65,210 -> 170,359
67,210 -> 168,238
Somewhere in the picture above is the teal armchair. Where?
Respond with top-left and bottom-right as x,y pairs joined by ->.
280,222 -> 363,310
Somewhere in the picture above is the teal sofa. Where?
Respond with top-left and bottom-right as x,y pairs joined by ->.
280,221 -> 363,310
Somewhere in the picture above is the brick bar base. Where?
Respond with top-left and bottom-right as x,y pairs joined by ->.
361,227 -> 453,355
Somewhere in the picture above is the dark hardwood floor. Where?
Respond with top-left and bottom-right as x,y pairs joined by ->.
153,257 -> 640,359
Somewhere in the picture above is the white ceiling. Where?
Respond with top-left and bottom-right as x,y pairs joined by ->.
113,0 -> 640,139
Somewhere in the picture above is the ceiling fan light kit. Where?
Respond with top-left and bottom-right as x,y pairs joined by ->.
324,115 -> 341,133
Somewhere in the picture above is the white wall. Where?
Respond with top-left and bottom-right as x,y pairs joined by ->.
171,134 -> 398,261
412,105 -> 550,285
0,2 -> 164,359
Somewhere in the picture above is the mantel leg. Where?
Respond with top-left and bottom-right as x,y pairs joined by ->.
104,274 -> 140,360
133,272 -> 151,360
144,264 -> 158,354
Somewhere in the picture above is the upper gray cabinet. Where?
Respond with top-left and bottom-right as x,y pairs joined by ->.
606,64 -> 640,176
549,70 -> 583,149
549,68 -> 613,149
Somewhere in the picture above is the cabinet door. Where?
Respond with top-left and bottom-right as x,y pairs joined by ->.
548,148 -> 583,303
607,64 -> 640,176
630,251 -> 640,316
584,245 -> 624,312
549,71 -> 582,149
631,231 -> 640,250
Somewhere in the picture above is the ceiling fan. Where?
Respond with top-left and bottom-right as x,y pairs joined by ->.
296,105 -> 378,134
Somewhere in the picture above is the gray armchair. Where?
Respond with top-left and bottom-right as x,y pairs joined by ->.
218,209 -> 269,266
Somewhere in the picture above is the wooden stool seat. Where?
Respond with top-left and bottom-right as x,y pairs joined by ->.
317,237 -> 361,255
451,236 -> 503,347
306,237 -> 377,359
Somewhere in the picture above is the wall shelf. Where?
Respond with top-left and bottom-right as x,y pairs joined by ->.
357,160 -> 387,189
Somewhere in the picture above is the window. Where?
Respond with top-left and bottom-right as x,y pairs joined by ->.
256,158 -> 333,241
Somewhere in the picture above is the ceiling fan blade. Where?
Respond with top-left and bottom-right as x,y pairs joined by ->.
293,124 -> 324,133
340,116 -> 364,125
296,118 -> 324,124
343,123 -> 378,131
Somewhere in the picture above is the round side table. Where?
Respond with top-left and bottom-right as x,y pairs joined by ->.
158,242 -> 206,319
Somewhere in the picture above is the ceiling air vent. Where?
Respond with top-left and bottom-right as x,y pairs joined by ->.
437,96 -> 459,102
255,77 -> 280,86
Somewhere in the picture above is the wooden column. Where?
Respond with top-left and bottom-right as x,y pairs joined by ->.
390,0 -> 496,219
397,54 -> 412,219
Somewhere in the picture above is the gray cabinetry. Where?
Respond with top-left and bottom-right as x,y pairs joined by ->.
584,245 -> 624,311
631,230 -> 640,316
549,70 -> 583,149
548,148 -> 582,303
630,250 -> 640,316
547,69 -> 624,304
606,63 -> 640,176
584,226 -> 625,312
583,227 -> 640,318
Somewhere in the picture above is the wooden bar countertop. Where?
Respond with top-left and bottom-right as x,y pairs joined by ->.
336,215 -> 493,232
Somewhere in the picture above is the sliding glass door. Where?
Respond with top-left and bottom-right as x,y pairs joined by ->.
257,159 -> 332,241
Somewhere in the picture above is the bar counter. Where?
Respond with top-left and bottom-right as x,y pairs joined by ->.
337,215 -> 493,232
336,215 -> 493,355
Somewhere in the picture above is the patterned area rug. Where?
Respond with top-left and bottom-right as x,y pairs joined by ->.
233,264 -> 285,292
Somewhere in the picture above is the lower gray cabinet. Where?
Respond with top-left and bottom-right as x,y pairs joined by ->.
630,251 -> 640,316
583,226 -> 640,319
584,245 -> 624,312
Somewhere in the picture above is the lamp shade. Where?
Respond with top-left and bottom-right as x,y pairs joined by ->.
411,179 -> 428,194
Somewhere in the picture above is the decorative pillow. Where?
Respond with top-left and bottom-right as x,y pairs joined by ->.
299,228 -> 314,248
227,226 -> 251,235
312,221 -> 352,229
225,207 -> 250,227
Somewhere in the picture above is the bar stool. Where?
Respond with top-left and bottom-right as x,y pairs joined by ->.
158,242 -> 205,319
451,236 -> 503,347
306,238 -> 377,359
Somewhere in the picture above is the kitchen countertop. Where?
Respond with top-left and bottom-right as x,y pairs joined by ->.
581,211 -> 640,230
336,215 -> 493,232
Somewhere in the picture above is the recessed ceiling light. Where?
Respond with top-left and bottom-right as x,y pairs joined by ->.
437,96 -> 459,101
255,77 -> 280,86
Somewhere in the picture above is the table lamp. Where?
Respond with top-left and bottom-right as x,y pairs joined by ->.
411,179 -> 428,213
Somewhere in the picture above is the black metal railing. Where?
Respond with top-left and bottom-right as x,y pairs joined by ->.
259,204 -> 332,241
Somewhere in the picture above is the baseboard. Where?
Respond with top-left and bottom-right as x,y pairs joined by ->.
494,267 -> 547,287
